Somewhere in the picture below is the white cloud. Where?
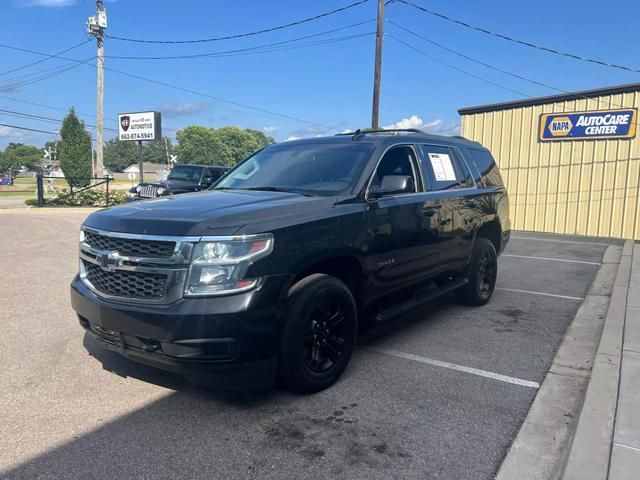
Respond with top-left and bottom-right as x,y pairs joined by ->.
18,0 -> 75,6
263,126 -> 278,134
285,136 -> 300,141
0,125 -> 25,140
160,102 -> 207,118
0,79 -> 23,93
384,115 -> 460,136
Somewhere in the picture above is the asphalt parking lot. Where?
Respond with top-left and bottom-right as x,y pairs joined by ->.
0,210 -> 620,480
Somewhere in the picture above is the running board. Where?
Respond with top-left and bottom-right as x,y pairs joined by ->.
373,277 -> 469,324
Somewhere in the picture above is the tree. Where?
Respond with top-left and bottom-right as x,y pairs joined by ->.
104,138 -> 138,172
104,137 -> 173,172
175,126 -> 226,166
143,137 -> 173,165
59,108 -> 92,188
175,126 -> 275,166
0,143 -> 42,173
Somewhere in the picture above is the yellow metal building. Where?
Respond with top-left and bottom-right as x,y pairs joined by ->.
459,83 -> 640,240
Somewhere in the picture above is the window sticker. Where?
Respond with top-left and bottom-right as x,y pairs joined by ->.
428,153 -> 457,181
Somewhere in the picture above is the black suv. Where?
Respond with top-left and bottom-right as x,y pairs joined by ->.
71,129 -> 510,392
128,164 -> 229,200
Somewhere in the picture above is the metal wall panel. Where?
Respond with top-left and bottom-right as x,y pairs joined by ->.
461,90 -> 640,239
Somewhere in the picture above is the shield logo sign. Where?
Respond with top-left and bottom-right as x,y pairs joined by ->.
120,116 -> 130,132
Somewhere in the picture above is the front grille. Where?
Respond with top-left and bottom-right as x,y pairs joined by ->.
139,185 -> 159,198
84,230 -> 175,258
83,260 -> 167,299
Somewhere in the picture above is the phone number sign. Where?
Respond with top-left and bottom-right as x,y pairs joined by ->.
118,111 -> 162,141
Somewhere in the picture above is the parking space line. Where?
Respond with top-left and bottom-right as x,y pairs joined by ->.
614,442 -> 640,453
368,347 -> 540,389
502,254 -> 601,266
510,236 -> 611,247
496,287 -> 583,302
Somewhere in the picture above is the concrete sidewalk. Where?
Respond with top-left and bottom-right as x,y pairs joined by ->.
562,240 -> 640,480
609,242 -> 640,479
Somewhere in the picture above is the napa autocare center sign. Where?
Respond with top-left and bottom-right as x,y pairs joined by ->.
539,109 -> 637,141
118,111 -> 162,141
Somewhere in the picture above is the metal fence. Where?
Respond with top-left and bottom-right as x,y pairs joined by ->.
35,174 -> 112,207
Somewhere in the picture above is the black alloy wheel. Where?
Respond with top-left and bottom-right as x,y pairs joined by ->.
278,274 -> 357,393
456,237 -> 498,306
303,299 -> 348,373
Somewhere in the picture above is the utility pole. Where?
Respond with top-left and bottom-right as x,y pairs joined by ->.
87,1 -> 107,179
371,0 -> 384,129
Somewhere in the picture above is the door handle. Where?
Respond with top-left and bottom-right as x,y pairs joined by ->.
465,199 -> 479,208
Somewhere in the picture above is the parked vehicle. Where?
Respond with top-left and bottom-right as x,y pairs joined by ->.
128,164 -> 229,200
0,174 -> 14,185
71,129 -> 510,392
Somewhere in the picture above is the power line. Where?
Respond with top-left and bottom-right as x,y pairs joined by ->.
105,20 -> 375,60
387,34 -> 531,98
0,58 -> 93,91
0,122 -> 56,135
105,65 -> 335,129
0,95 -> 179,135
0,43 -> 335,130
393,0 -> 640,74
388,20 -> 567,94
0,39 -> 91,77
388,22 -> 640,127
106,0 -> 369,44
0,108 -> 118,132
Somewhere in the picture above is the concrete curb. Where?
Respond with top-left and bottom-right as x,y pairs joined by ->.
496,244 -> 623,480
560,241 -> 632,479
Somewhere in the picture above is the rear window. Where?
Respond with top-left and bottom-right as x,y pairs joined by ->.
419,145 -> 473,191
465,148 -> 504,187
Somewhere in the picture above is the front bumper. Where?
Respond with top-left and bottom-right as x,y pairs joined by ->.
70,273 -> 292,390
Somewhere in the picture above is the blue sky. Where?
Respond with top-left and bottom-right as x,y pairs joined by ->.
0,0 -> 639,149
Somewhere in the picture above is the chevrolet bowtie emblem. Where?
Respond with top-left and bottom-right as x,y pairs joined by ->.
99,251 -> 121,272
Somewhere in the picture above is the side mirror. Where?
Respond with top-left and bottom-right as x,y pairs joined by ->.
370,175 -> 414,197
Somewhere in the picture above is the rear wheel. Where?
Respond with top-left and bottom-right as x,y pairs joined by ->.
278,274 -> 357,393
456,237 -> 498,306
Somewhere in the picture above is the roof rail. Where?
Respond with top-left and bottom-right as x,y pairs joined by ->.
335,128 -> 425,140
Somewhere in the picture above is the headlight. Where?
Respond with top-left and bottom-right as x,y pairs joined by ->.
184,234 -> 274,297
135,185 -> 142,193
157,187 -> 165,196
79,229 -> 85,243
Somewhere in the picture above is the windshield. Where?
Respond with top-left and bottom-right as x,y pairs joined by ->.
215,143 -> 373,196
168,165 -> 203,181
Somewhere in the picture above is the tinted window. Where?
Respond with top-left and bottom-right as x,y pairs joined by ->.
370,146 -> 419,195
466,148 -> 503,187
216,143 -> 373,196
419,145 -> 472,191
168,165 -> 203,181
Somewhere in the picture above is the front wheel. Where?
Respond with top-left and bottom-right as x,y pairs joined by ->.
278,274 -> 357,393
456,237 -> 498,306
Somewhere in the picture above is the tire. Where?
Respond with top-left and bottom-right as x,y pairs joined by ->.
278,274 -> 357,393
456,237 -> 498,306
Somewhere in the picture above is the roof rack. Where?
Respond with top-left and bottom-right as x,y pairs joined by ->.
335,128 -> 425,140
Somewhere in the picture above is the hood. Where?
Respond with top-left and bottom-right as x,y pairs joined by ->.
84,189 -> 338,236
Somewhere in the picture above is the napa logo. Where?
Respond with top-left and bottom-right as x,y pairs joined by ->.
540,109 -> 637,142
548,116 -> 573,137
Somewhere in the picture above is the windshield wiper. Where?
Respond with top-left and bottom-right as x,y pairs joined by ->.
243,186 -> 314,197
